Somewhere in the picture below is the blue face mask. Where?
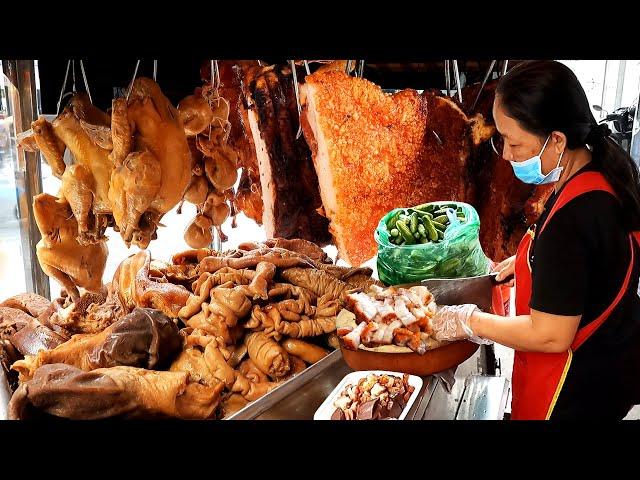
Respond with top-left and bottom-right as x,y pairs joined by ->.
509,135 -> 565,185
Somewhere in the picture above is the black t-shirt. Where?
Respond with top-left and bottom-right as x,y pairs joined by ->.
528,163 -> 640,419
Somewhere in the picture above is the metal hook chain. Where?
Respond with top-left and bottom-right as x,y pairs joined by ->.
444,60 -> 451,97
56,59 -> 72,115
126,59 -> 141,100
470,60 -> 496,113
501,60 -> 509,76
153,60 -> 157,82
452,60 -> 462,103
290,60 -> 303,139
79,59 -> 92,104
210,60 -> 220,91
71,60 -> 77,93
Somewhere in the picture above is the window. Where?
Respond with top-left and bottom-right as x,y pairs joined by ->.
0,62 -> 28,298
559,60 -> 640,118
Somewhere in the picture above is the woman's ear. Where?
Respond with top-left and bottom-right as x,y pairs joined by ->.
551,131 -> 567,153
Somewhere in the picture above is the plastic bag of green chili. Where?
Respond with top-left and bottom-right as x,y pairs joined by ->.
375,201 -> 490,285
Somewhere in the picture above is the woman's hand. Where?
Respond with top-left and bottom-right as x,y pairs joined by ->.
492,255 -> 516,287
430,305 -> 491,345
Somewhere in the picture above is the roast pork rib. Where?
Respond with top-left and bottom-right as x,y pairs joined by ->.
242,65 -> 331,246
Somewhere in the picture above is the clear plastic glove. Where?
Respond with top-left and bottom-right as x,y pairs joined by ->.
492,255 -> 516,287
430,304 -> 492,345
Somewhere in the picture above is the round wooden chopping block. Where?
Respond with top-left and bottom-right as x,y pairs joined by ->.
339,338 -> 479,376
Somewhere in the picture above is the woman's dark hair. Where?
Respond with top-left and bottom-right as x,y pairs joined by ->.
496,60 -> 640,231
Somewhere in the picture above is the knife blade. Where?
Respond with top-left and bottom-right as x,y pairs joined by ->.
400,272 -> 513,314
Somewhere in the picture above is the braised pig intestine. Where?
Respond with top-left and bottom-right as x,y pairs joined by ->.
244,331 -> 290,379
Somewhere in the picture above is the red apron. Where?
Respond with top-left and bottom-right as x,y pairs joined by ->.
511,171 -> 640,420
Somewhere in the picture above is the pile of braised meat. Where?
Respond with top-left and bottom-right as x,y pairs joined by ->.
0,238 -> 379,420
331,373 -> 415,420
339,284 -> 437,355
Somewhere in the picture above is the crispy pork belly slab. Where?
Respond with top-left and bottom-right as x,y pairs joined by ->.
242,65 -> 331,245
300,71 -> 491,266
300,72 -> 550,265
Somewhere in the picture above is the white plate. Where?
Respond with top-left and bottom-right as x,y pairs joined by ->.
313,370 -> 423,420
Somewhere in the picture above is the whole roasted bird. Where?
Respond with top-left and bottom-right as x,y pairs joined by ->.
109,77 -> 193,248
33,193 -> 108,301
23,93 -> 113,245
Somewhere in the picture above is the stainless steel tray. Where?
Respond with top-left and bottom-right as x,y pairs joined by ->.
226,349 -> 440,420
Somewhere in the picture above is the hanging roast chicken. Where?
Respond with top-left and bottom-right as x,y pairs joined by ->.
20,77 -> 194,298
108,77 -> 193,248
24,93 -> 114,245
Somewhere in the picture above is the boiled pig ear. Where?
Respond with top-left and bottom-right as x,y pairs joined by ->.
79,119 -> 113,150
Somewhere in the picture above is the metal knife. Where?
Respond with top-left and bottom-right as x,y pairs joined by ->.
402,272 -> 513,313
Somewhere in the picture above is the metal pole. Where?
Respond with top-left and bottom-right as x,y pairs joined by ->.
471,60 -> 497,113
501,60 -> 509,76
600,60 -> 609,120
290,60 -> 303,139
126,60 -> 141,100
56,59 -> 71,115
452,60 -> 462,103
2,60 -> 50,298
79,59 -> 92,104
614,60 -> 627,111
444,60 -> 451,96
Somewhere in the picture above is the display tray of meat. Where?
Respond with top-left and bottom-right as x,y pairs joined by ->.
335,284 -> 479,376
339,284 -> 438,355
314,371 -> 422,420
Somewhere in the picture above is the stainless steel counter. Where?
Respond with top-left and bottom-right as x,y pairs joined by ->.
226,349 -> 510,420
